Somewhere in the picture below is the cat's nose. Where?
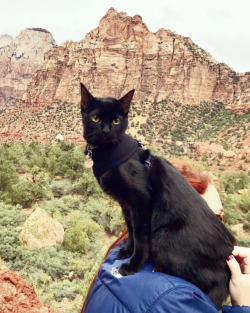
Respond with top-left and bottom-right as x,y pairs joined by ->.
102,126 -> 110,135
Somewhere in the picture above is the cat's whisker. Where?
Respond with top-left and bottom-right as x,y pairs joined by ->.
85,133 -> 97,145
88,136 -> 96,144
85,132 -> 96,139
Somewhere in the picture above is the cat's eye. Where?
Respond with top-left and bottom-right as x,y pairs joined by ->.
91,115 -> 100,122
113,118 -> 120,125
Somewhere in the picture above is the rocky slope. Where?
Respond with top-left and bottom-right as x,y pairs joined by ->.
0,96 -> 249,173
24,8 -> 250,111
0,269 -> 58,313
0,28 -> 56,110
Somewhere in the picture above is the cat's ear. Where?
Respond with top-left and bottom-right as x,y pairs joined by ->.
119,90 -> 135,114
80,83 -> 94,110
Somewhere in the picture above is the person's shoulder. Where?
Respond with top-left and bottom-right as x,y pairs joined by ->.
94,242 -> 218,312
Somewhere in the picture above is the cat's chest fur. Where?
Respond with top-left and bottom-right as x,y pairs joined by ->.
98,148 -> 152,207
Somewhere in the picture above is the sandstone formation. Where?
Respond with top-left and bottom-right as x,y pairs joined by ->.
24,8 -> 250,111
20,208 -> 64,249
0,28 -> 56,110
0,269 -> 58,313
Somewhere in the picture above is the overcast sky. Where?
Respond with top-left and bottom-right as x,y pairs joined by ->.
1,0 -> 249,73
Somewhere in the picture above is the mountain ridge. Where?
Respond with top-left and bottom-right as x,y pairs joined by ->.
22,7 -> 250,112
0,28 -> 56,110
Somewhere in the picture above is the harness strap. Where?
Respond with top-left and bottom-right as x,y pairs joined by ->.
144,152 -> 157,172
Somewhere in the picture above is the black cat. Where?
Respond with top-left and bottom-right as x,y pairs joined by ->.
80,83 -> 235,309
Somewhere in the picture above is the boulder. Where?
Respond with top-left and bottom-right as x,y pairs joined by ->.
175,141 -> 183,146
20,208 -> 64,249
55,133 -> 64,141
223,150 -> 236,158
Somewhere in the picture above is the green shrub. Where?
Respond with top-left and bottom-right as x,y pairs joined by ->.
237,237 -> 250,247
41,195 -> 83,217
245,211 -> 250,222
220,172 -> 250,194
51,180 -> 72,197
46,279 -> 79,301
73,172 -> 101,197
243,221 -> 250,233
0,158 -> 19,194
0,202 -> 30,260
29,172 -> 53,201
63,219 -> 90,253
11,246 -> 73,278
237,191 -> 250,213
9,181 -> 35,207
222,195 -> 242,225
83,199 -> 125,235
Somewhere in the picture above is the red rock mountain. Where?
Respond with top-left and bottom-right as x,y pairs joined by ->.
0,28 -> 56,110
24,8 -> 250,111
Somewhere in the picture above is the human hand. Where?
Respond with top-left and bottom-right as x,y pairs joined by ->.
227,246 -> 250,306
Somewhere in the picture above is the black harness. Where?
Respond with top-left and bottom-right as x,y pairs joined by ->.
85,134 -> 155,180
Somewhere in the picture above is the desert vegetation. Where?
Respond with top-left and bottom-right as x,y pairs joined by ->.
1,99 -> 250,169
127,99 -> 250,172
0,99 -> 250,311
0,141 -> 125,312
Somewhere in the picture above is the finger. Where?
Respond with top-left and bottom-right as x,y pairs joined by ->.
240,262 -> 250,275
233,246 -> 250,259
227,255 -> 242,280
233,247 -> 250,274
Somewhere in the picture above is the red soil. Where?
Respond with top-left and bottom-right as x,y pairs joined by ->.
0,269 -> 58,313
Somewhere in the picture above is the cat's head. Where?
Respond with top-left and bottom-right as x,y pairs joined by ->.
80,83 -> 134,146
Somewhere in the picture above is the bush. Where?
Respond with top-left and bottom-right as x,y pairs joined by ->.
220,172 -> 250,194
0,158 -> 19,196
243,221 -> 250,233
83,199 -> 125,235
46,280 -> 79,302
51,180 -> 72,197
237,237 -> 250,247
41,195 -> 84,219
73,172 -> 101,197
63,219 -> 90,253
9,181 -> 35,207
222,195 -> 242,225
237,191 -> 250,213
11,246 -> 73,278
0,202 -> 30,260
29,172 -> 53,201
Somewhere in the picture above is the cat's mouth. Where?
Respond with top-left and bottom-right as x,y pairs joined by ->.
101,134 -> 116,143
85,132 -> 117,145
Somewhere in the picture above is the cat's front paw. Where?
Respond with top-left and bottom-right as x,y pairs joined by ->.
117,248 -> 133,260
119,263 -> 137,276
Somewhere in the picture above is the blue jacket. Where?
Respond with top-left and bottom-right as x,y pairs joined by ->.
83,241 -> 250,313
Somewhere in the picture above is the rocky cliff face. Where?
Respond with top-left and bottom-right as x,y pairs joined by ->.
24,8 -> 250,111
0,28 -> 56,110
